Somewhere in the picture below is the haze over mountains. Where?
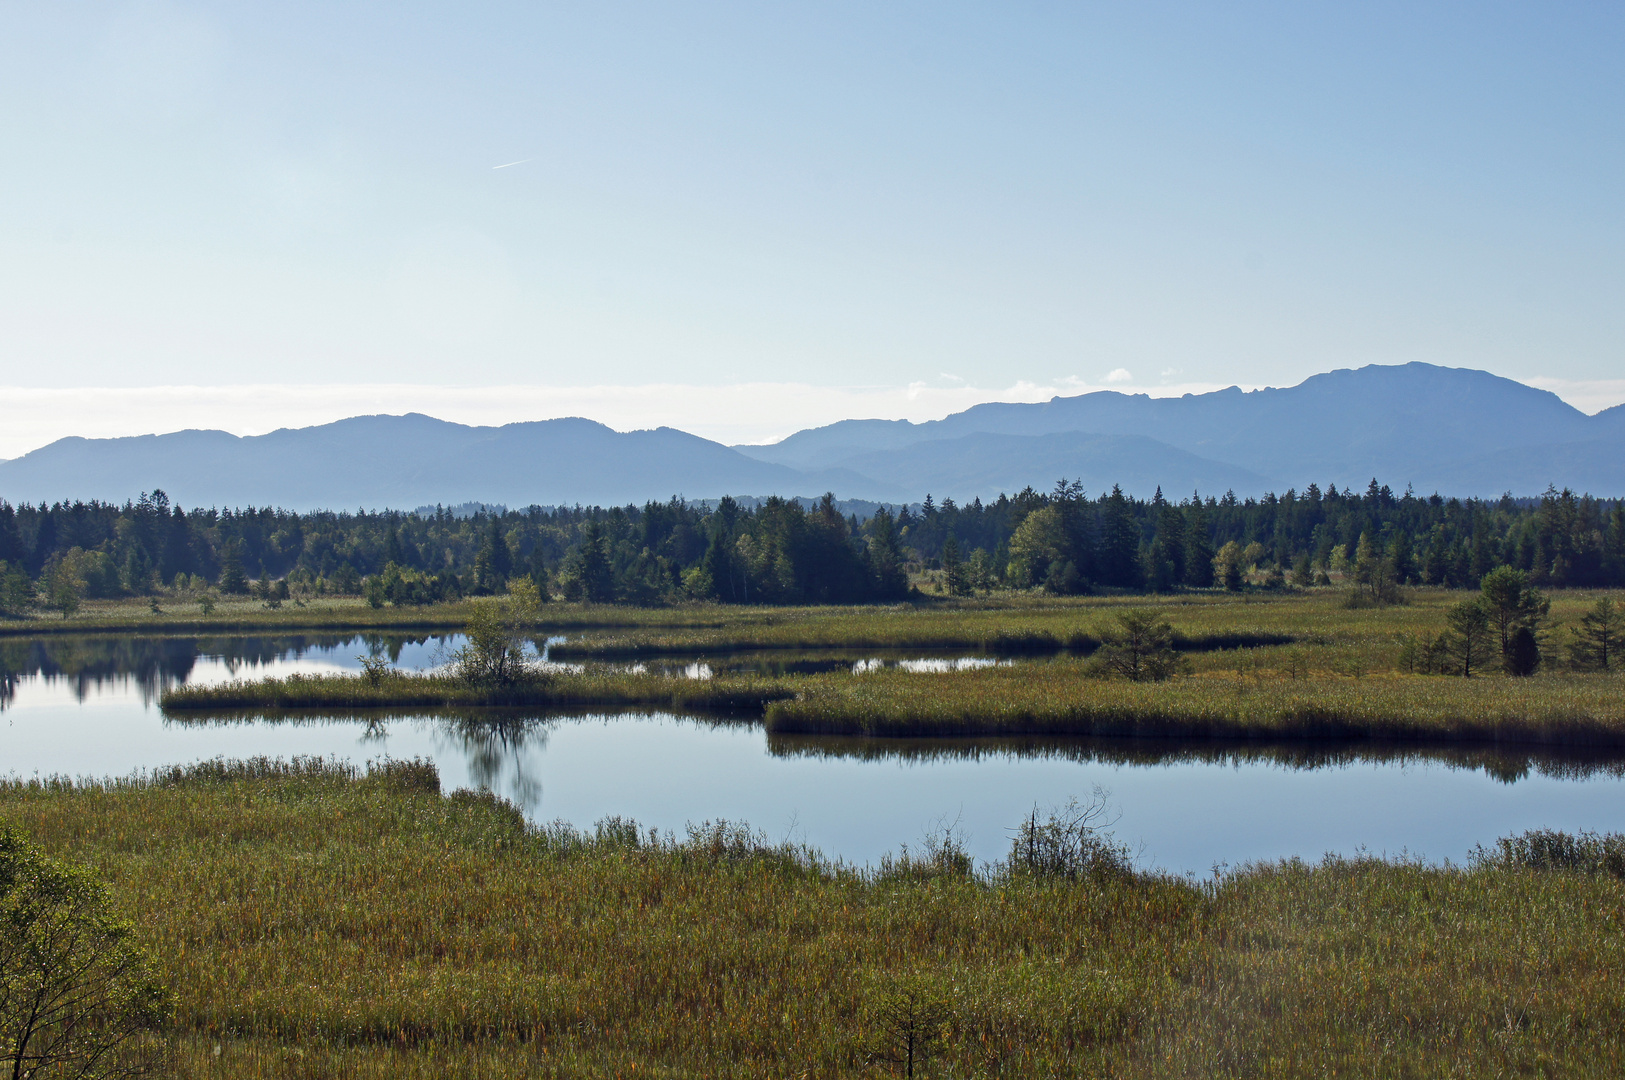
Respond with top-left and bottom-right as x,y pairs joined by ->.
2,363 -> 1621,510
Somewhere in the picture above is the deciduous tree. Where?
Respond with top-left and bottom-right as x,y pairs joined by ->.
0,830 -> 167,1078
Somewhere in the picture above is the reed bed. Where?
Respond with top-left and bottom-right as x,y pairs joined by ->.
546,588 -> 1622,661
0,597 -> 741,637
1143,853 -> 1625,1076
7,760 -> 1625,1076
149,588 -> 1625,747
547,598 -> 1305,658
160,670 -> 795,716
768,661 -> 1625,746
0,760 -> 1200,1078
160,656 -> 1625,749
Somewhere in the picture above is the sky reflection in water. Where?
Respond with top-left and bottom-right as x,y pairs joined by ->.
3,632 -> 1624,873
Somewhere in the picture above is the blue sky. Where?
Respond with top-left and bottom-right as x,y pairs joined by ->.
2,2 -> 1622,453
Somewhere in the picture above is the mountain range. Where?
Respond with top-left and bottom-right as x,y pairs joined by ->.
1,363 -> 1620,509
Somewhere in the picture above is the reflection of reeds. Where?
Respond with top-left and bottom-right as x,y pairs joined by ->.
549,622 -> 1293,658
161,658 -> 1625,751
140,589 -> 1625,750
10,758 -> 1625,1076
764,730 -> 1625,783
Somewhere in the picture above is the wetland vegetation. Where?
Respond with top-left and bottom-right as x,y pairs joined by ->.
6,758 -> 1625,1077
162,587 -> 1625,750
11,483 -> 1625,1076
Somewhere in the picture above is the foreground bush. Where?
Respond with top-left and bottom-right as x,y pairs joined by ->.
0,829 -> 168,1077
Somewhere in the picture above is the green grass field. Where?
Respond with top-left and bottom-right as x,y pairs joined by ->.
5,760 -> 1624,1078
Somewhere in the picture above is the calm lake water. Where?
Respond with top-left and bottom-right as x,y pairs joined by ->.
3,632 -> 1624,874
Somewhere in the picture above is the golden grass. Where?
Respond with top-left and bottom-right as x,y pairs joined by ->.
767,661 -> 1625,745
160,669 -> 794,717
1,760 -> 1198,1078
8,761 -> 1625,1077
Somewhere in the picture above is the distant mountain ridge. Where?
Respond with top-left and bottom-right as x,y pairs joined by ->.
736,363 -> 1616,495
0,415 -> 898,510
0,363 -> 1621,509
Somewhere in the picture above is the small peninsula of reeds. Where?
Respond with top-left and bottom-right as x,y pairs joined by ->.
160,669 -> 794,717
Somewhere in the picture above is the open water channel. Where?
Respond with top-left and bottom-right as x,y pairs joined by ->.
4,631 -> 1624,874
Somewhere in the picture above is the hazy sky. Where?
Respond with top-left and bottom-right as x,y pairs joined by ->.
2,2 -> 1623,454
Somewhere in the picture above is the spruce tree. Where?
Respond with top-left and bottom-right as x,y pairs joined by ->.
159,507 -> 193,583
577,520 -> 614,603
0,502 -> 23,565
218,544 -> 248,594
1183,498 -> 1215,588
1097,486 -> 1140,589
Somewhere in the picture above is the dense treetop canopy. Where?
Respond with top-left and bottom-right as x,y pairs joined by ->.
0,480 -> 1621,608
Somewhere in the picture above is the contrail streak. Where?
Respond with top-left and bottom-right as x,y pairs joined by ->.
492,158 -> 533,169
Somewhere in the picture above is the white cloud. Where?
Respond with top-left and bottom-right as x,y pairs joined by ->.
1105,368 -> 1133,383
0,378 -> 1245,459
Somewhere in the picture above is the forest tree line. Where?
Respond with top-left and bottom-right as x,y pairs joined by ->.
1,480 -> 1623,612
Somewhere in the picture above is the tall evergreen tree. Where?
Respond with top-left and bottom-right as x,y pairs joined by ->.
28,508 -> 56,575
864,508 -> 909,600
1182,497 -> 1215,588
0,502 -> 23,565
218,543 -> 248,594
1156,502 -> 1188,585
1097,486 -> 1141,589
159,506 -> 194,584
576,519 -> 614,603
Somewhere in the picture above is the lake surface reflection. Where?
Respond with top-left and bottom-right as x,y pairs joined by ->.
4,632 -> 1625,873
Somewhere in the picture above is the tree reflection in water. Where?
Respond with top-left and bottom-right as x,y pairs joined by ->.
432,714 -> 549,812
0,632 -> 449,707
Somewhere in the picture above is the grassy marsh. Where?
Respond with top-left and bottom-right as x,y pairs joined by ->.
158,587 -> 1625,749
159,669 -> 795,716
766,661 -> 1625,744
7,759 -> 1625,1077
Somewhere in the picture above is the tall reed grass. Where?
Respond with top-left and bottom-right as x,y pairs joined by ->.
7,761 -> 1625,1076
767,661 -> 1625,745
0,760 -> 1199,1077
160,669 -> 795,716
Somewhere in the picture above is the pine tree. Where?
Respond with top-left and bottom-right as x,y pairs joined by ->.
1569,596 -> 1619,671
1446,599 -> 1494,677
1479,565 -> 1548,658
